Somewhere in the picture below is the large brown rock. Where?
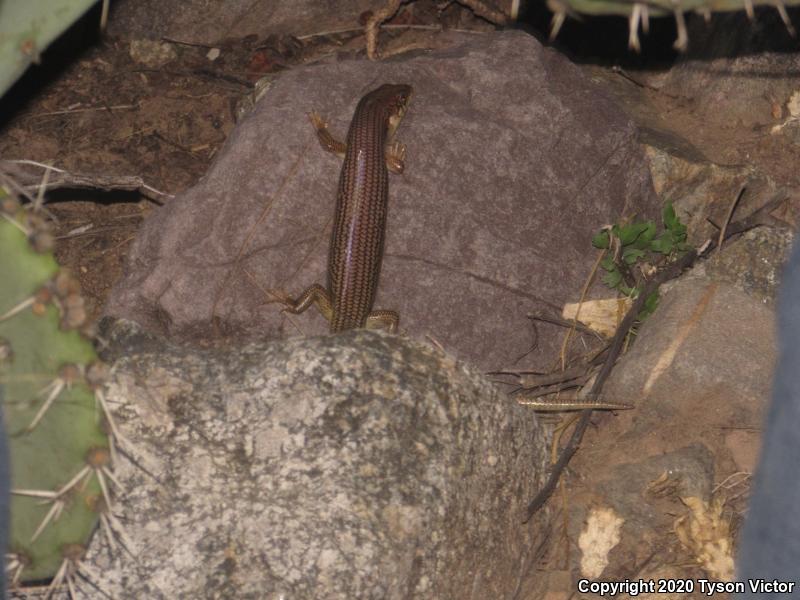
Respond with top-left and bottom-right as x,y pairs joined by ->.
105,30 -> 660,371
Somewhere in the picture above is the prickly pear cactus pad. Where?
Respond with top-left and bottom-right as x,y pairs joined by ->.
0,190 -> 111,586
547,0 -> 798,50
0,0 -> 99,98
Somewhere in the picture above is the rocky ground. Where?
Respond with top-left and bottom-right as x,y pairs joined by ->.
3,1 -> 799,598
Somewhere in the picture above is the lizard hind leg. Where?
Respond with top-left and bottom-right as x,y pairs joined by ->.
265,283 -> 335,325
365,309 -> 399,333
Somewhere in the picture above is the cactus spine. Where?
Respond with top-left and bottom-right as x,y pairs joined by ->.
546,0 -> 797,50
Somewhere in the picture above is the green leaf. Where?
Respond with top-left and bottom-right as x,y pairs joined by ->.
617,222 -> 651,245
638,290 -> 660,319
638,221 -> 657,244
644,291 -> 659,312
672,223 -> 688,243
602,270 -> 622,288
600,256 -> 616,271
650,233 -> 675,254
663,202 -> 679,230
592,231 -> 610,249
623,248 -> 646,264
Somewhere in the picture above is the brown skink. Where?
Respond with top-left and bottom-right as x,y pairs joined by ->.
273,83 -> 413,332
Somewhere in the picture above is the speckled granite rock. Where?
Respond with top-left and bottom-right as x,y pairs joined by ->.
697,227 -> 794,304
72,322 -> 548,599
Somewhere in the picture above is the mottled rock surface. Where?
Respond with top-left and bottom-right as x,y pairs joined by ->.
105,30 -> 660,372
547,273 -> 777,587
77,323 -> 548,599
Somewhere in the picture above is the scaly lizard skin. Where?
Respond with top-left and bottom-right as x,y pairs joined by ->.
516,397 -> 633,412
272,83 -> 413,333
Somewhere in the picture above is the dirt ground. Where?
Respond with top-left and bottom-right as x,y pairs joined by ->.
1,31 -> 275,318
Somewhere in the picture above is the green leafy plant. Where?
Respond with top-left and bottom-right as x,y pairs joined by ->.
592,202 -> 691,318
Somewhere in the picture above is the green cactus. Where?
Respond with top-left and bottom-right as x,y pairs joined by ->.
0,0 -> 102,99
546,0 -> 798,50
0,189 -> 111,585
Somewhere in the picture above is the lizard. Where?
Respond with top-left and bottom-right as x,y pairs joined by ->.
269,83 -> 413,333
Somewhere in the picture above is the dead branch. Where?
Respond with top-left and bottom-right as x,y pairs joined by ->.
1,160 -> 172,204
366,0 -> 508,59
527,311 -> 599,336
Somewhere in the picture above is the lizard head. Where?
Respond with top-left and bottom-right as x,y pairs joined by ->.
369,83 -> 413,135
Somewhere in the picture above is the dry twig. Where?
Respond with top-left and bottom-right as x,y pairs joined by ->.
718,186 -> 746,254
366,0 -> 405,60
365,0 -> 507,59
2,160 -> 172,204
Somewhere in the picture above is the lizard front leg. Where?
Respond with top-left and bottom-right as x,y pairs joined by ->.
309,111 -> 346,158
310,110 -> 407,173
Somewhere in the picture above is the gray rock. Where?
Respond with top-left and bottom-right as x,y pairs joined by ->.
642,145 -> 781,247
81,326 -> 547,599
697,227 -> 794,304
547,275 -> 776,578
105,30 -> 660,372
603,276 -> 774,437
